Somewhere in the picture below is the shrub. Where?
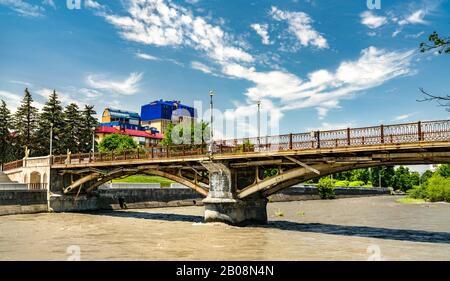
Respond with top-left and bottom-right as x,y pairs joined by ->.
334,180 -> 349,187
407,185 -> 427,200
349,181 -> 365,187
317,178 -> 335,199
424,174 -> 450,202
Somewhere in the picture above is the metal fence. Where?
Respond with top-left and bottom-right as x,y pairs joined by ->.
3,119 -> 450,168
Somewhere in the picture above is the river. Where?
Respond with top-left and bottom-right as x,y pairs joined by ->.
0,196 -> 449,260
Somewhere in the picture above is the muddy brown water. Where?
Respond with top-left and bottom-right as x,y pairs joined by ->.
0,196 -> 449,260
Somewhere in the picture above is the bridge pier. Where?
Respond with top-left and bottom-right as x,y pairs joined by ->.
202,162 -> 268,226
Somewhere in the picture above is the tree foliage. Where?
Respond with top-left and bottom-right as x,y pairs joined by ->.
13,88 -> 39,157
0,100 -> 13,164
98,134 -> 138,153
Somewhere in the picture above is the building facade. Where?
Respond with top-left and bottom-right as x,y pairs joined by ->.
141,100 -> 196,134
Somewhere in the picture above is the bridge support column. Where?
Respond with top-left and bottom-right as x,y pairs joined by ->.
201,162 -> 267,226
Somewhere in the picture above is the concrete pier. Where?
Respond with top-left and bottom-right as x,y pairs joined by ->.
201,162 -> 268,226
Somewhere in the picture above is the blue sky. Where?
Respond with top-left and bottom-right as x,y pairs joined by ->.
0,0 -> 449,139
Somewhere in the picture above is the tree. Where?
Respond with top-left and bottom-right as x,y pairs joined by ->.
14,88 -> 39,157
350,169 -> 371,184
370,166 -> 395,187
161,121 -> 210,147
436,164 -> 450,178
98,134 -> 138,152
62,103 -> 83,153
36,90 -> 65,155
392,166 -> 414,192
79,105 -> 98,153
420,170 -> 434,184
0,100 -> 12,164
420,31 -> 450,54
418,32 -> 450,110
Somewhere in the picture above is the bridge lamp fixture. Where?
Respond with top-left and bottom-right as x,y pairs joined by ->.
49,122 -> 54,156
257,100 -> 261,148
208,90 -> 214,155
91,126 -> 96,155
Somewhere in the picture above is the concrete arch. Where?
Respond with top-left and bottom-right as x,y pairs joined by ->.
29,171 -> 41,190
238,159 -> 450,199
64,169 -> 209,197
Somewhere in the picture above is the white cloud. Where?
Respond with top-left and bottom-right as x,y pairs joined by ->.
42,0 -> 56,9
405,31 -> 425,39
104,0 -> 253,64
222,46 -> 414,123
86,72 -> 143,95
191,61 -> 212,74
399,9 -> 428,26
360,11 -> 387,29
135,52 -> 159,60
270,6 -> 328,49
307,121 -> 355,132
36,88 -> 82,106
0,90 -> 44,112
393,113 -> 416,121
0,0 -> 45,17
250,23 -> 271,45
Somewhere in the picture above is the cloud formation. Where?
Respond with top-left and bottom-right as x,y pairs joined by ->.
250,23 -> 271,45
86,72 -> 143,95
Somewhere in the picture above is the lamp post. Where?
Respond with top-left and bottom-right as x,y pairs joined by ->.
257,100 -> 261,149
49,122 -> 53,156
92,126 -> 96,155
208,90 -> 214,155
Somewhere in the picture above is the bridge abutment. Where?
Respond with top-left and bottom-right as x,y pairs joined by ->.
202,162 -> 268,226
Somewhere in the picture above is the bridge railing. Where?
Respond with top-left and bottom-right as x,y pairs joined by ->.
15,119 -> 450,166
1,159 -> 23,171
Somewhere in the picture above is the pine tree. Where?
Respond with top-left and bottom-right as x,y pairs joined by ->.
80,105 -> 98,153
0,100 -> 12,164
36,90 -> 65,155
63,103 -> 82,153
14,88 -> 39,157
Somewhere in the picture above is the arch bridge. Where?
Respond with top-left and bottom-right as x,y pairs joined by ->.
3,119 -> 450,225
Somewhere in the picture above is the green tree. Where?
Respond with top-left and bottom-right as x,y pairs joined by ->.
79,105 -> 98,153
436,164 -> 450,178
14,88 -> 39,157
317,177 -> 336,199
420,170 -> 434,184
392,166 -> 414,192
371,166 -> 395,187
62,103 -> 83,153
0,100 -> 12,164
161,121 -> 210,147
420,31 -> 450,54
350,169 -> 371,184
36,90 -> 65,155
98,134 -> 138,153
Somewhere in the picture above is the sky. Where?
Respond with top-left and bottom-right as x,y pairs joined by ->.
0,0 -> 449,141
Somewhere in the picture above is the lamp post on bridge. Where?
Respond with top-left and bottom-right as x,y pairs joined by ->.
49,122 -> 53,156
92,126 -> 96,157
208,90 -> 214,155
257,100 -> 261,150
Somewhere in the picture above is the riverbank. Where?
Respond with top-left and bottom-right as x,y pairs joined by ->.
0,196 -> 449,260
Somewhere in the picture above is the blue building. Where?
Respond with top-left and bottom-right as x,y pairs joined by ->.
141,100 -> 196,134
101,108 -> 142,130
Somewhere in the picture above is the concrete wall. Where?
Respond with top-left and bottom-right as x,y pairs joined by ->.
270,185 -> 391,202
0,190 -> 48,216
50,187 -> 203,212
50,185 -> 390,213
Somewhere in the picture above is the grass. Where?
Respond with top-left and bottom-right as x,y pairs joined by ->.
396,197 -> 427,204
112,175 -> 175,187
274,209 -> 284,217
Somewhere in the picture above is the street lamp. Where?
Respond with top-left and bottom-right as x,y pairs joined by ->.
91,126 -> 96,155
208,90 -> 214,155
49,122 -> 53,156
257,100 -> 261,149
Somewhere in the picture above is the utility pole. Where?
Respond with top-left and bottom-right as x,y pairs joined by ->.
92,126 -> 96,155
208,90 -> 214,155
49,122 -> 53,156
257,100 -> 261,150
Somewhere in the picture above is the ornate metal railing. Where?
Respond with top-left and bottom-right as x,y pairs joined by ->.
2,119 -> 450,168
